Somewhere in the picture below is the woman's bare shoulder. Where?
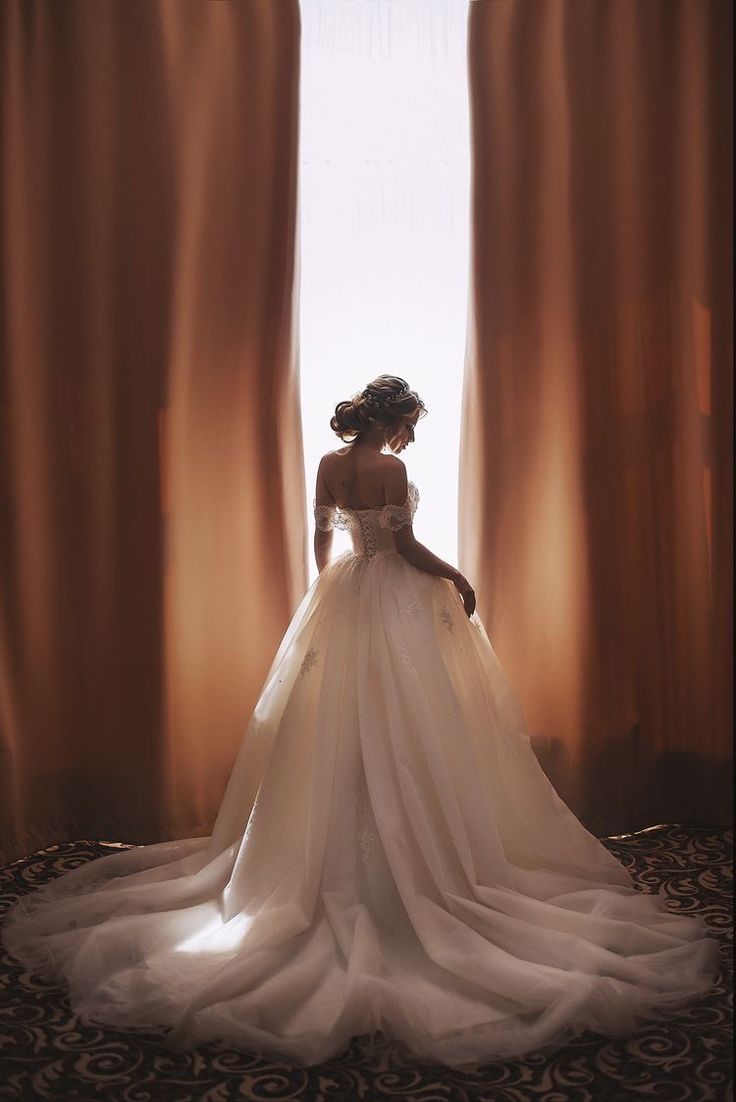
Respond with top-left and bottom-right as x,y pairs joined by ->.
320,447 -> 351,464
380,454 -> 406,473
317,450 -> 343,474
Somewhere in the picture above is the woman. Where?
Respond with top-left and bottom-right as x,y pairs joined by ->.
1,375 -> 719,1069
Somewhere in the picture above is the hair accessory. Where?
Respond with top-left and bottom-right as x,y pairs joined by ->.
362,385 -> 412,410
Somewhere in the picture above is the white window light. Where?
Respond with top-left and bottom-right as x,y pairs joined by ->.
299,0 -> 471,580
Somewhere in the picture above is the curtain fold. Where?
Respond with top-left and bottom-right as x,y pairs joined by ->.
0,0 -> 304,864
461,0 -> 733,833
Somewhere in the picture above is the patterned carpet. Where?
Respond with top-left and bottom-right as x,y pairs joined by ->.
0,825 -> 732,1102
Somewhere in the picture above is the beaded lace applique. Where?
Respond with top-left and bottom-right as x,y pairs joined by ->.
440,606 -> 455,633
378,482 -> 420,531
357,798 -> 377,865
313,481 -> 420,533
300,647 -> 318,676
397,642 -> 416,671
313,503 -> 356,532
356,771 -> 377,866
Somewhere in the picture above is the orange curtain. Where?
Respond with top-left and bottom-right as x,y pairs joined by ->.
461,0 -> 733,834
0,0 -> 305,864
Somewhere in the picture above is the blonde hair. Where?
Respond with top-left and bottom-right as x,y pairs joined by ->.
330,375 -> 427,443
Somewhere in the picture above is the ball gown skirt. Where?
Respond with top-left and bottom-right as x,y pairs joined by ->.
1,483 -> 719,1069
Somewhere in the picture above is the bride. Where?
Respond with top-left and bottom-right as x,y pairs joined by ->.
1,375 -> 719,1069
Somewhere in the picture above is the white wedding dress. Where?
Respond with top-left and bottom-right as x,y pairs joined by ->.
1,482 -> 719,1069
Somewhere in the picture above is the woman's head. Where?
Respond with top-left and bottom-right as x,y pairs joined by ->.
330,375 -> 427,451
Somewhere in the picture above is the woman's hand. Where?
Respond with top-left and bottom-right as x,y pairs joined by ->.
451,572 -> 476,618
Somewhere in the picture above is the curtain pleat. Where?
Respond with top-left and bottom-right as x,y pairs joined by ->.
0,0 -> 304,863
461,0 -> 732,833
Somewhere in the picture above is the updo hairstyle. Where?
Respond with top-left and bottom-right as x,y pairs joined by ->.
330,375 -> 427,443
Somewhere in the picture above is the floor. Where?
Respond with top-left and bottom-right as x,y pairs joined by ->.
0,824 -> 732,1102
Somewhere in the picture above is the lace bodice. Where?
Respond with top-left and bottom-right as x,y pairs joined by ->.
314,481 -> 419,558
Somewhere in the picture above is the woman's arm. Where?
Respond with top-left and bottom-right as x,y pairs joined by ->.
314,528 -> 333,574
395,531 -> 476,616
314,456 -> 335,573
384,461 -> 476,616
395,534 -> 460,581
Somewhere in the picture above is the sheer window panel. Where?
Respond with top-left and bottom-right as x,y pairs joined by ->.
299,0 -> 470,580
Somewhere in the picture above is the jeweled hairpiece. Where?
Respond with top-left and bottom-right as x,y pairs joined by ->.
362,385 -> 413,411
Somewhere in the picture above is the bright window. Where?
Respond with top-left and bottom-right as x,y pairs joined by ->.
299,0 -> 470,580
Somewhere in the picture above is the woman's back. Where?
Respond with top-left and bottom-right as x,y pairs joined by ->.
321,447 -> 400,510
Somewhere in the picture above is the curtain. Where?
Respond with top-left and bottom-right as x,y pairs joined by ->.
461,0 -> 733,834
0,0 -> 304,864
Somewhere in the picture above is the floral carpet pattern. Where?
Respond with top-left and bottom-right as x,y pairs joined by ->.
0,825 -> 732,1102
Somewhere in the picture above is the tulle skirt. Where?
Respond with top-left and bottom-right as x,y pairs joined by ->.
1,549 -> 720,1068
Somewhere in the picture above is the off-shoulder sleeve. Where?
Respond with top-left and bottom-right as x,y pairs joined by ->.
313,501 -> 335,532
379,481 -> 420,532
